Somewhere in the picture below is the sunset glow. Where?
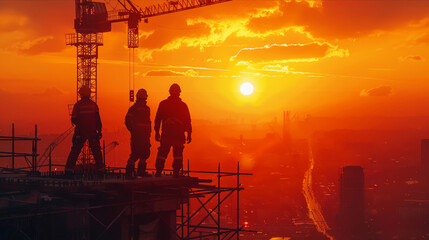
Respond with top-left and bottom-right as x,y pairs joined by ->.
1,1 -> 429,238
0,0 -> 428,132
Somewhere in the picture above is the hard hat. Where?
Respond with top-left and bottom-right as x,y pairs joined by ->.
79,85 -> 91,98
169,83 -> 181,95
136,88 -> 148,99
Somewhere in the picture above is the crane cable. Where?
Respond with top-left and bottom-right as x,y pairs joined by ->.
129,47 -> 135,106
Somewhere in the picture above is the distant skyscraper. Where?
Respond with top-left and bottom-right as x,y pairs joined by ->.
421,139 -> 429,199
283,111 -> 290,142
336,166 -> 365,240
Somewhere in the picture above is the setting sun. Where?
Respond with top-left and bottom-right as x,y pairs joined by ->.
240,82 -> 254,96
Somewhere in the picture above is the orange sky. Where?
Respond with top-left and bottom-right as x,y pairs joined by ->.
1,0 -> 429,134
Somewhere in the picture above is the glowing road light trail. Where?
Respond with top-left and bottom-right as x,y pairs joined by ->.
302,143 -> 335,240
240,82 -> 254,95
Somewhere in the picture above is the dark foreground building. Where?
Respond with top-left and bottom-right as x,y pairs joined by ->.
336,166 -> 366,240
422,139 -> 429,199
395,139 -> 429,238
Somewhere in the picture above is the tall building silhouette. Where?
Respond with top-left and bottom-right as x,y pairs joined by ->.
336,166 -> 365,240
397,139 -> 429,238
283,111 -> 291,143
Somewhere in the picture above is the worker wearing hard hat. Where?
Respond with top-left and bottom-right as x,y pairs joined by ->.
125,89 -> 151,179
154,83 -> 192,177
65,85 -> 104,173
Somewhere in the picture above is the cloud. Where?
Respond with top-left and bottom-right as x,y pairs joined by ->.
262,64 -> 289,72
133,1 -> 354,67
206,58 -> 222,63
135,2 -> 315,61
144,69 -> 198,77
0,11 -> 28,32
35,87 -> 64,97
416,33 -> 429,44
139,20 -> 211,49
129,0 -> 279,56
361,86 -> 393,97
0,1 -> 74,54
400,55 -> 424,62
11,36 -> 55,54
137,17 -> 250,62
247,0 -> 429,39
231,42 -> 348,63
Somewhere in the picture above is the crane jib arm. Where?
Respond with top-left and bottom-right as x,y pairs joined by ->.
110,0 -> 232,22
140,0 -> 232,18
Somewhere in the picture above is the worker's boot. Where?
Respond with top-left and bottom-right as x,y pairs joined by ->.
172,157 -> 183,178
137,161 -> 148,177
125,165 -> 135,180
64,168 -> 74,179
173,168 -> 181,178
95,165 -> 105,179
155,158 -> 165,177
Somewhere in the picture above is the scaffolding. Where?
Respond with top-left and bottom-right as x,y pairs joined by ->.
177,162 -> 254,240
0,123 -> 40,174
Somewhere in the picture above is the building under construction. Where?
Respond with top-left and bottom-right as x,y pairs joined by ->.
0,125 -> 252,239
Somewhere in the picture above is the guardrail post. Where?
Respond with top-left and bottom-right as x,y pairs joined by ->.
12,123 -> 15,169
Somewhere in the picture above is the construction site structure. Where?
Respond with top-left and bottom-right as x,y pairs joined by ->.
0,125 -> 254,239
0,124 -> 39,174
65,0 -> 231,172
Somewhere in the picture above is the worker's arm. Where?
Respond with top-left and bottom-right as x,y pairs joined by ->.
184,104 -> 192,144
70,103 -> 79,126
154,102 -> 163,141
95,105 -> 102,138
125,106 -> 134,131
145,106 -> 151,137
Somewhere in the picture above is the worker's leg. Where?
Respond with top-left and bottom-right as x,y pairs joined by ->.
126,140 -> 141,178
155,141 -> 171,176
172,144 -> 184,177
137,141 -> 150,177
88,134 -> 104,171
65,133 -> 85,171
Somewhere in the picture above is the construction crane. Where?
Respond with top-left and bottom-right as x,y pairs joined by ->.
65,0 -> 231,170
37,126 -> 75,171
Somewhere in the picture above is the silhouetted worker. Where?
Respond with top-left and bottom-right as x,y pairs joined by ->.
65,85 -> 104,173
154,83 -> 192,177
125,89 -> 151,179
